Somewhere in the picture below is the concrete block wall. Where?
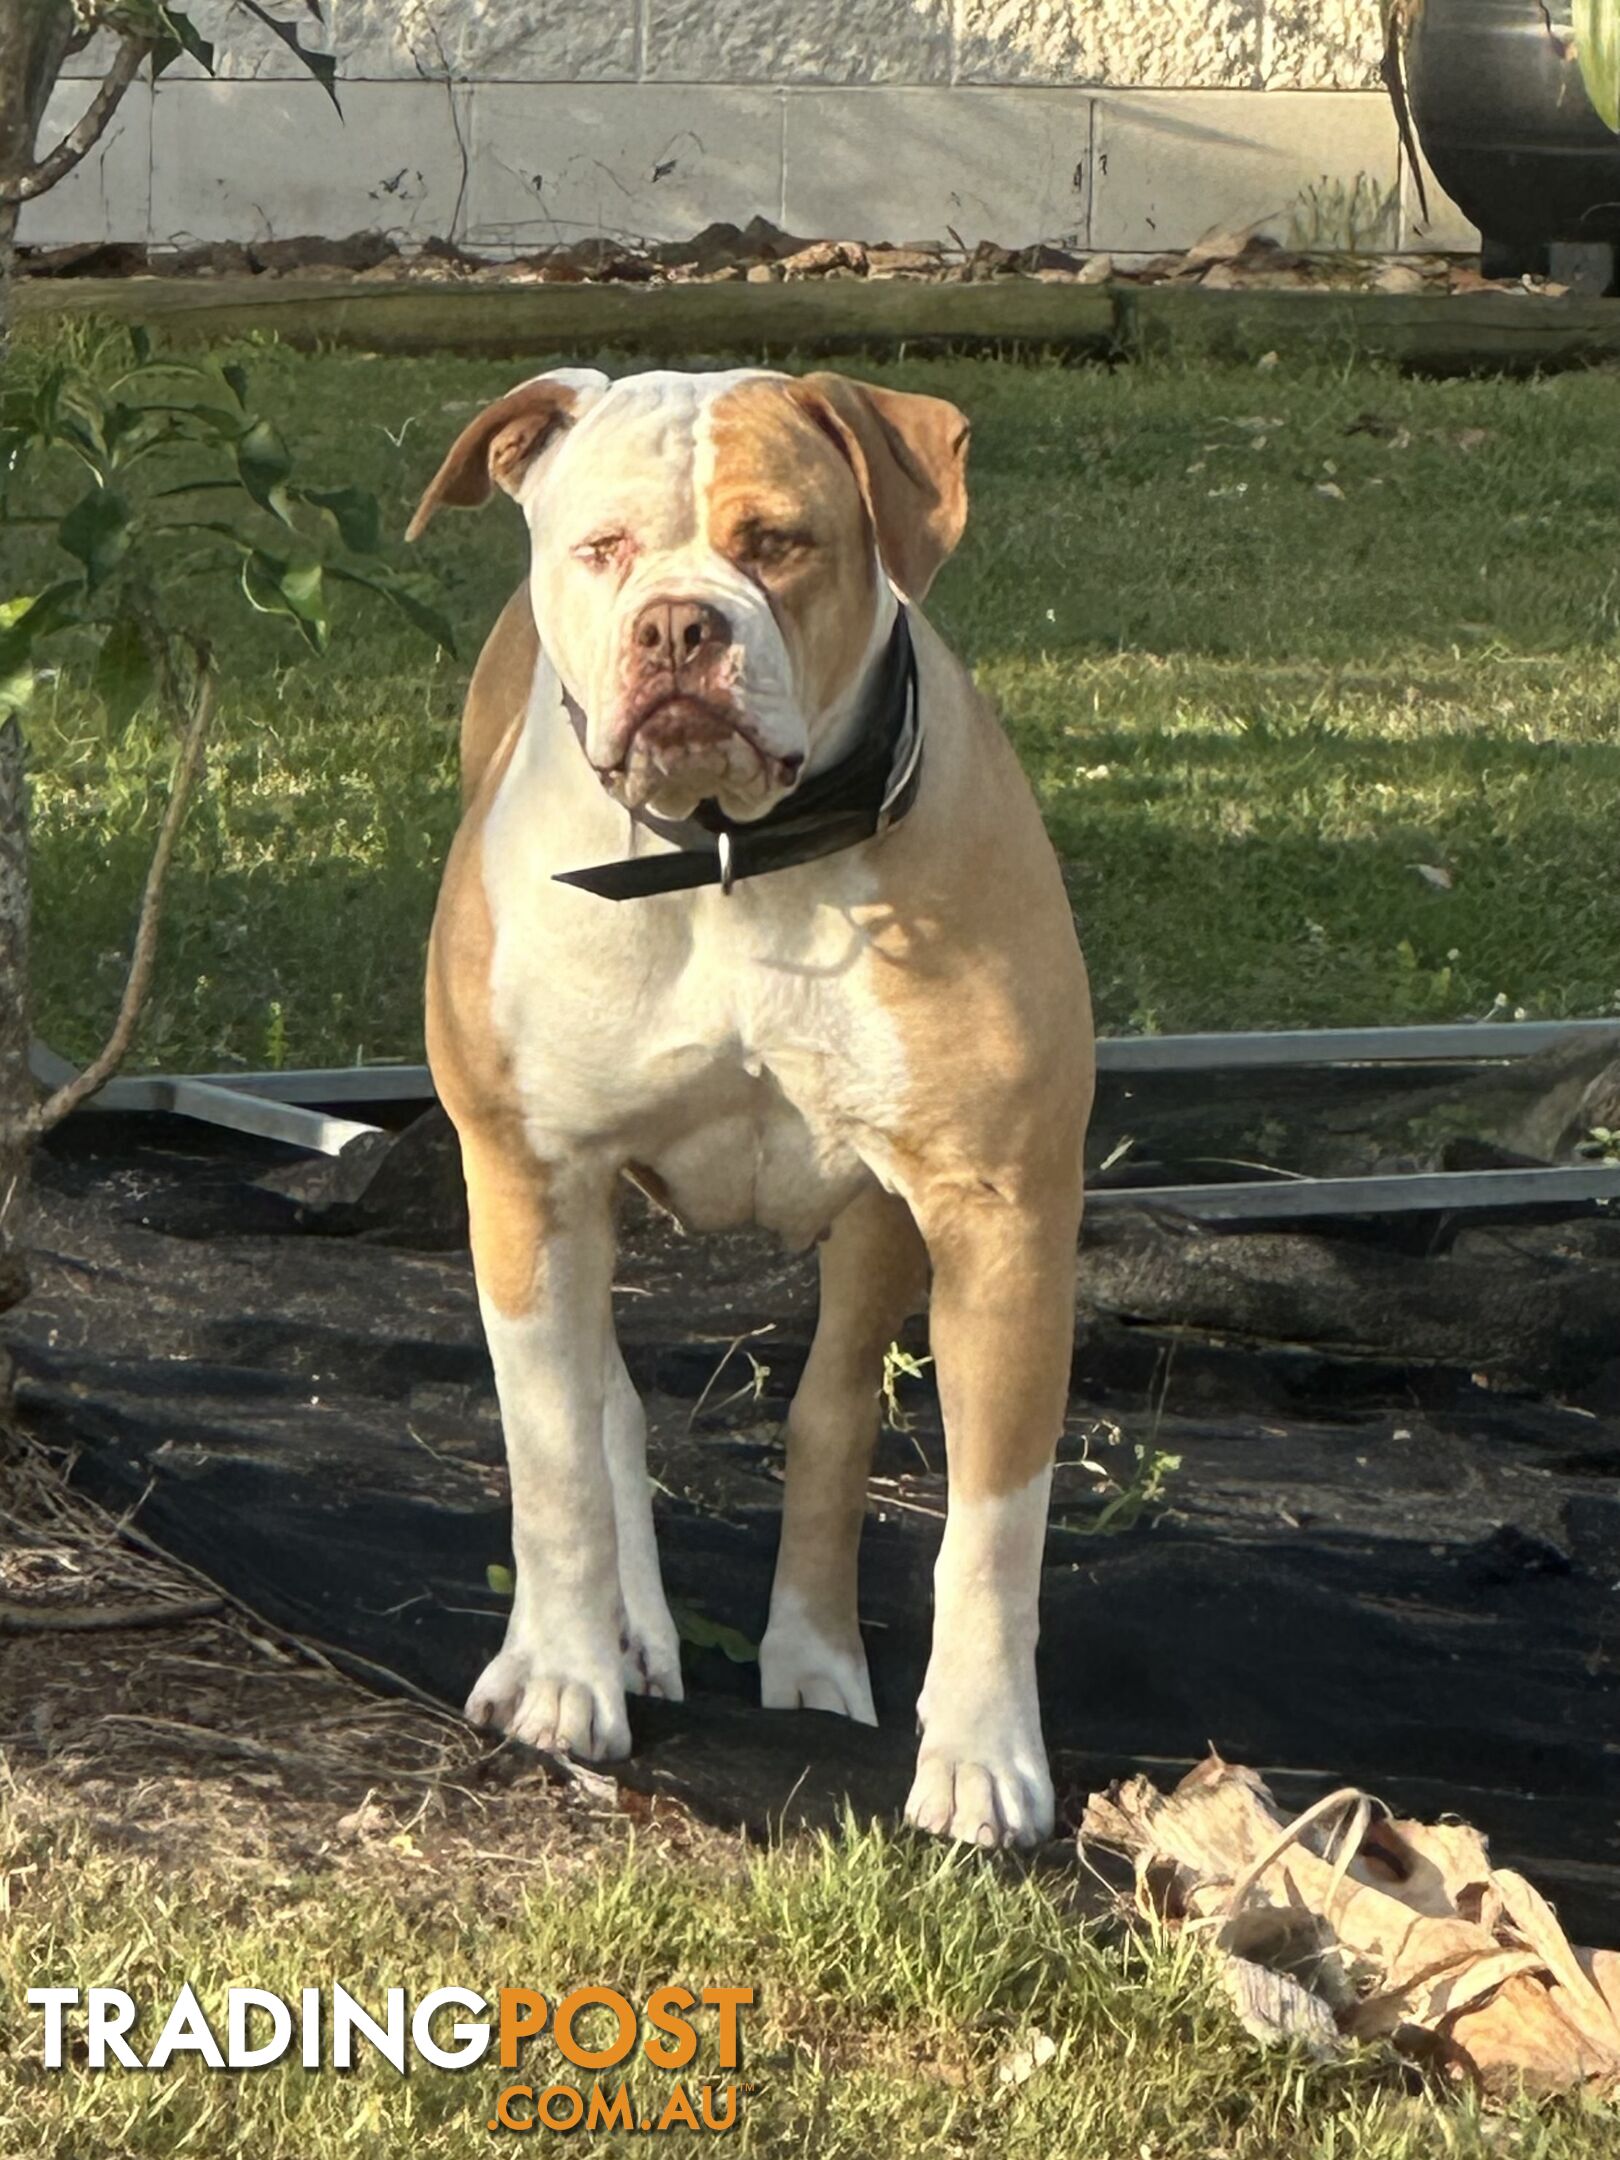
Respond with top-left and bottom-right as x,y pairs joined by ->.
21,0 -> 1478,256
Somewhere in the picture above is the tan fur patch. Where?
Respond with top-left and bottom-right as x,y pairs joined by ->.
458,585 -> 537,804
702,379 -> 879,722
772,1186 -> 929,1633
426,680 -> 547,1320
849,630 -> 1096,1498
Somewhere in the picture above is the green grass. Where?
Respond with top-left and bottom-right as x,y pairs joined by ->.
17,334 -> 1620,1069
12,331 -> 1620,2156
5,1798 -> 1617,2159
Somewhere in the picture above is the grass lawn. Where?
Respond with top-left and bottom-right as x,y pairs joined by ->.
9,327 -> 1620,2158
5,1665 -> 1619,2160
18,329 -> 1620,1070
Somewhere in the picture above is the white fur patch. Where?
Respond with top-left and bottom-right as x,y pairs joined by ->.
466,1272 -> 630,1763
601,1344 -> 683,1700
905,1466 -> 1054,1848
759,1589 -> 876,1724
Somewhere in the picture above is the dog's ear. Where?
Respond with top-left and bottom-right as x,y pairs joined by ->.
791,373 -> 970,601
406,369 -> 608,540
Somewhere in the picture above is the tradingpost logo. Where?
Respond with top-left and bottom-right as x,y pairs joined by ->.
27,1980 -> 756,2135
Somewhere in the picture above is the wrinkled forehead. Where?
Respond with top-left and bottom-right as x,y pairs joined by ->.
541,369 -> 856,543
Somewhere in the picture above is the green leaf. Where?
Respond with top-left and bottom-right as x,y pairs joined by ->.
218,362 -> 250,409
235,417 -> 294,521
0,662 -> 36,719
92,617 -> 156,728
129,324 -> 153,367
0,582 -> 84,717
242,548 -> 328,651
668,1600 -> 758,1664
326,562 -> 457,655
231,0 -> 341,107
300,484 -> 381,555
57,487 -> 131,591
485,1563 -> 515,1598
144,5 -> 216,77
1575,0 -> 1620,131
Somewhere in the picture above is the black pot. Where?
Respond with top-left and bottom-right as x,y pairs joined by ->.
1407,0 -> 1620,247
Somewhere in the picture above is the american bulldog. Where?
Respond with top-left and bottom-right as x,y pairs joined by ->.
409,366 -> 1094,1849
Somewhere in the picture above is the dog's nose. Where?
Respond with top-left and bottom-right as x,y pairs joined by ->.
631,598 -> 731,668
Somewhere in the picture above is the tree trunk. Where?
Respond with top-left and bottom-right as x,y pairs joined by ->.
0,715 -> 30,1334
0,2 -> 78,1364
0,1 -> 77,303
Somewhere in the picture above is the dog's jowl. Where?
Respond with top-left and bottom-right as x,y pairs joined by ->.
411,367 -> 1095,1849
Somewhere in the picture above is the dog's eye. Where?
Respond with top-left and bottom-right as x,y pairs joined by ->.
740,526 -> 809,571
573,532 -> 626,569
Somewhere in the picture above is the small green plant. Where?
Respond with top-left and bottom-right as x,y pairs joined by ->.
0,325 -> 450,1137
1073,1437 -> 1182,1537
880,1341 -> 933,1433
1288,172 -> 1400,254
1579,1126 -> 1620,1165
263,997 -> 288,1071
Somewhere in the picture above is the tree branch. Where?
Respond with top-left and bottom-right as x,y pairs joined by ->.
18,659 -> 217,1140
0,33 -> 147,206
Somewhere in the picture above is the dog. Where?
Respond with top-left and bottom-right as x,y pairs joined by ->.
409,366 -> 1094,1849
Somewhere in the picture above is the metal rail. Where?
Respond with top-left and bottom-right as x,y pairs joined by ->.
29,1045 -> 381,1158
1086,1162 -> 1620,1225
32,1017 -> 1620,1116
29,1022 -> 1620,1214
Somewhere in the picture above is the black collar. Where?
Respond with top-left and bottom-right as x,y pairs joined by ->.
552,609 -> 922,902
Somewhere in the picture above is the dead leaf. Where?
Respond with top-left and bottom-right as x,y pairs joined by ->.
1183,222 -> 1257,269
1080,1754 -> 1620,2102
336,1798 -> 390,1840
1411,863 -> 1454,890
1221,1958 -> 1343,2060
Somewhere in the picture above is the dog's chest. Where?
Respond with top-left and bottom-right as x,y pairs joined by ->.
488,874 -> 904,1247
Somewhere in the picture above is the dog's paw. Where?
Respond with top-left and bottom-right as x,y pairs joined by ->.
904,1735 -> 1053,1850
759,1617 -> 876,1724
466,1647 -> 631,1762
620,1612 -> 684,1702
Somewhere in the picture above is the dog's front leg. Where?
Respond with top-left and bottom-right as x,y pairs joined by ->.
903,1182 -> 1080,1849
460,1126 -> 630,1762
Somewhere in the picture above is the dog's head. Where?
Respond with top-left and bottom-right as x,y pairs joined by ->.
409,367 -> 969,821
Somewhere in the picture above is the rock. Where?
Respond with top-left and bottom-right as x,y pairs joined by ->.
779,239 -> 867,278
1075,253 -> 1114,285
1372,260 -> 1430,295
866,246 -> 943,277
16,240 -> 148,279
745,261 -> 783,283
741,214 -> 810,261
969,240 -> 1019,281
248,232 -> 399,275
651,218 -> 807,273
148,241 -> 255,278
1016,241 -> 1086,275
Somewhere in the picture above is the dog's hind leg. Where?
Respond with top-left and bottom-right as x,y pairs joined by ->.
602,1340 -> 683,1701
759,1183 -> 928,1724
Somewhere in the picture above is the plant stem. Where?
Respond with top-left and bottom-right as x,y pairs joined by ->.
17,657 -> 218,1141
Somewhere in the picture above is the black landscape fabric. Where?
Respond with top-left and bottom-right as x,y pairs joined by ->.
7,1105 -> 1619,1939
